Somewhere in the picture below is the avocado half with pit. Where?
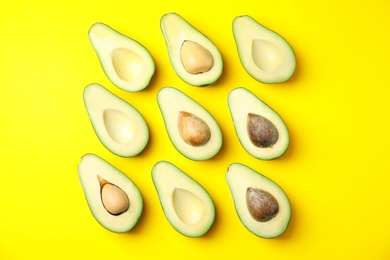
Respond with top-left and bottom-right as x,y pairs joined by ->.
83,83 -> 149,157
160,12 -> 223,86
226,163 -> 291,238
157,86 -> 222,161
228,87 -> 289,160
233,15 -> 296,83
88,22 -> 155,92
78,153 -> 143,233
152,161 -> 215,237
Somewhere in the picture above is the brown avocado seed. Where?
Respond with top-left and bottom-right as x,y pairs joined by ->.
178,111 -> 211,146
98,175 -> 130,215
247,113 -> 279,148
246,187 -> 279,222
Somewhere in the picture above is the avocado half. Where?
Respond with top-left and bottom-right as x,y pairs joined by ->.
152,161 -> 215,237
88,22 -> 155,92
228,87 -> 289,160
226,163 -> 291,238
78,154 -> 144,233
160,12 -> 223,86
157,86 -> 222,161
233,15 -> 296,83
83,83 -> 149,158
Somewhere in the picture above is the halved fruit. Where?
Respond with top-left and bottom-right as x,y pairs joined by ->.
83,83 -> 149,157
226,163 -> 291,238
228,87 -> 289,160
152,161 -> 215,237
157,86 -> 222,161
160,12 -> 223,86
78,153 -> 143,233
233,15 -> 296,83
88,22 -> 155,92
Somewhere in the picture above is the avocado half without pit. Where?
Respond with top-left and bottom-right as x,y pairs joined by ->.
160,12 -> 223,86
226,163 -> 291,238
157,86 -> 222,161
88,22 -> 155,92
228,87 -> 289,160
83,83 -> 149,158
78,154 -> 143,233
152,161 -> 215,237
233,15 -> 296,83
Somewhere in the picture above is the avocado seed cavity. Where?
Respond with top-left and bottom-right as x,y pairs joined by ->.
172,188 -> 205,225
180,40 -> 214,74
247,113 -> 279,148
98,175 -> 130,215
103,108 -> 136,145
246,187 -> 279,222
178,111 -> 211,146
251,39 -> 282,72
111,47 -> 144,82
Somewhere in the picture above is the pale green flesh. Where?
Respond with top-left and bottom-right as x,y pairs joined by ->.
152,161 -> 215,237
157,86 -> 222,161
83,83 -> 149,157
226,163 -> 291,238
233,15 -> 296,83
78,154 -> 143,233
228,87 -> 289,160
160,12 -> 223,86
88,22 -> 155,92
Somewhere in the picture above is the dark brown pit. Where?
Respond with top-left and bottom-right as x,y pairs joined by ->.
178,111 -> 211,146
246,187 -> 279,222
247,113 -> 278,148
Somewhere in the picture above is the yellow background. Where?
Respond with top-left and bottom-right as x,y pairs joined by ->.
1,0 -> 389,259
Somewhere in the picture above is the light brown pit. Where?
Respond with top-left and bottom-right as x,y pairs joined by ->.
178,111 -> 211,146
180,40 -> 214,74
98,175 -> 130,215
247,113 -> 279,148
246,187 -> 279,222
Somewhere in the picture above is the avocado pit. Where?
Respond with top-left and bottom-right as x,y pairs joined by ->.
98,175 -> 130,215
180,40 -> 214,74
246,187 -> 279,222
178,111 -> 211,146
247,113 -> 279,148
